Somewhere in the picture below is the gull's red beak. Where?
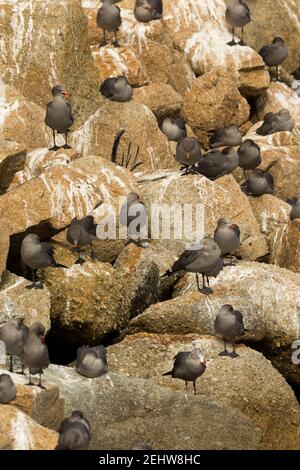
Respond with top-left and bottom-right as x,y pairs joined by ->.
62,91 -> 71,100
230,224 -> 238,230
185,152 -> 191,161
41,336 -> 45,344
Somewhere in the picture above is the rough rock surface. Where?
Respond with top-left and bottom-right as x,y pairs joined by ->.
108,333 -> 300,450
0,405 -> 57,450
0,0 -> 101,126
249,195 -> 290,264
133,83 -> 183,119
182,70 -> 250,146
0,369 -> 63,431
44,364 -> 261,450
0,271 -> 51,331
256,82 -> 300,125
71,101 -> 175,170
0,141 -> 26,194
277,219 -> 300,274
138,170 -> 268,260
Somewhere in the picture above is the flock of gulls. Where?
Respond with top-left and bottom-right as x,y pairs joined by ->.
0,0 -> 299,450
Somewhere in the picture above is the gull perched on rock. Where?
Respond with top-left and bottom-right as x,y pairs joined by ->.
163,347 -> 206,396
210,124 -> 242,148
97,0 -> 122,47
119,192 -> 148,246
45,85 -> 73,151
100,76 -> 133,102
183,147 -> 239,180
21,322 -> 49,388
161,117 -> 187,142
67,216 -> 97,265
134,0 -> 163,23
238,139 -> 261,173
21,233 -> 66,289
242,169 -> 274,196
214,304 -> 245,358
0,374 -> 16,404
256,110 -> 295,135
286,197 -> 300,220
56,411 -> 91,450
214,218 -> 240,264
0,319 -> 28,373
225,0 -> 251,46
76,345 -> 108,379
176,137 -> 202,167
162,237 -> 223,295
259,37 -> 288,81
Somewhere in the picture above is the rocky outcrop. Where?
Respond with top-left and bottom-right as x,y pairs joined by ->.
138,171 -> 268,260
0,141 -> 26,194
108,333 -> 300,450
0,405 -> 58,450
0,369 -> 63,431
133,83 -> 183,119
256,82 -> 300,125
277,219 -> 300,274
44,364 -> 262,450
0,0 -> 101,126
182,70 -> 250,147
71,101 -> 175,170
0,271 -> 51,331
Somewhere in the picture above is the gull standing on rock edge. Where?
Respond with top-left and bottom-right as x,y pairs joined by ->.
97,0 -> 122,47
21,322 -> 49,388
214,218 -> 240,265
259,37 -> 288,81
67,216 -> 97,265
214,304 -> 245,358
225,0 -> 251,46
0,319 -> 28,373
45,85 -> 73,151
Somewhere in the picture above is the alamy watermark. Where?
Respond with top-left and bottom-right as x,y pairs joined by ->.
291,340 -> 300,365
95,198 -> 205,249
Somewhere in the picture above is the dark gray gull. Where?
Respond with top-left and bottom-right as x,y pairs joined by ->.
214,304 -> 245,358
214,218 -> 240,264
163,348 -> 206,395
161,117 -> 187,142
256,109 -> 295,135
67,216 -> 97,265
183,147 -> 239,180
176,137 -> 202,167
225,0 -> 251,46
134,0 -> 163,23
97,0 -> 122,47
21,233 -> 66,289
210,124 -> 242,148
119,192 -> 148,246
21,322 -> 49,388
100,76 -> 133,102
56,411 -> 91,450
162,237 -> 223,295
0,319 -> 28,373
76,345 -> 108,378
45,85 -> 73,151
0,374 -> 16,404
238,139 -> 261,172
286,197 -> 300,220
259,37 -> 288,80
242,169 -> 274,196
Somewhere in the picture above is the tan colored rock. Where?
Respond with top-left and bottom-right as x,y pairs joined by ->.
108,333 -> 300,450
0,156 -> 138,238
0,0 -> 101,127
128,261 -> 300,346
0,141 -> 26,194
71,101 -> 175,170
8,147 -> 81,191
242,0 -> 300,74
91,45 -> 147,87
0,369 -> 64,431
0,405 -> 58,450
163,0 -> 269,96
0,80 -> 48,150
0,271 -> 51,331
182,70 -> 250,146
45,364 -> 262,450
133,83 -> 183,119
277,219 -> 300,274
256,82 -> 300,125
0,229 -> 9,281
248,195 -> 290,264
138,170 -> 268,260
